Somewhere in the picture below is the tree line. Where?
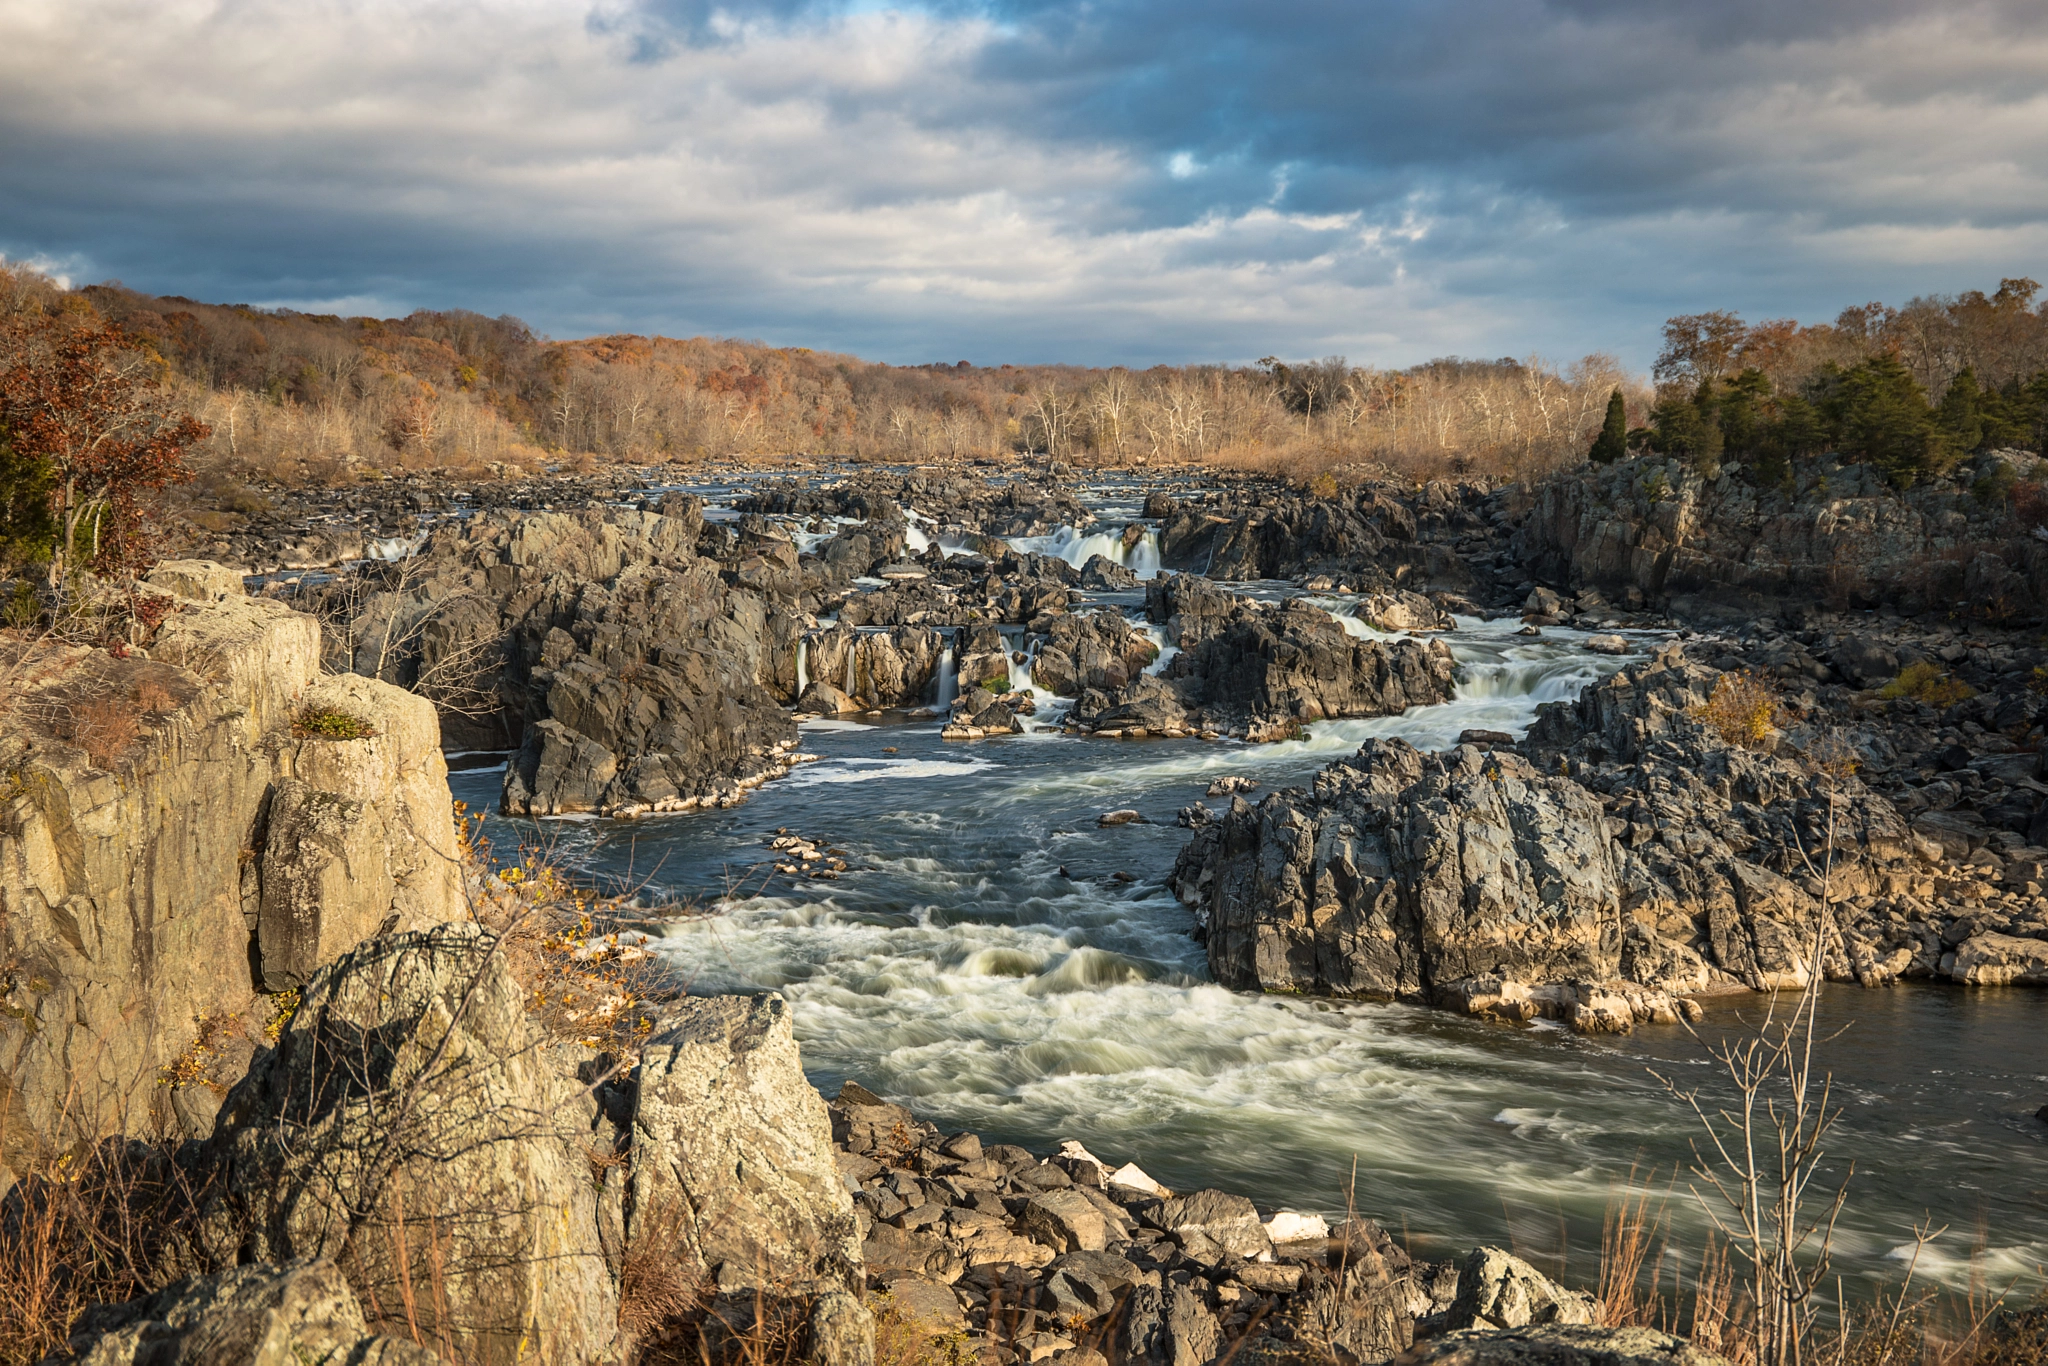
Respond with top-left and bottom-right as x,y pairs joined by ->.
1616,278 -> 2048,488
0,266 -> 1637,486
7,260 -> 2048,600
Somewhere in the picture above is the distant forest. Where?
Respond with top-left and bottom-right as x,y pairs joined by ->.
3,263 -> 2047,491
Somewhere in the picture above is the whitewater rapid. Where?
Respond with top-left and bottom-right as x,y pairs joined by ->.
455,615 -> 2048,1291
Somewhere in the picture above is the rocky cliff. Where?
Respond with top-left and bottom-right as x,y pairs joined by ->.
1514,450 -> 2048,623
0,564 -> 460,1184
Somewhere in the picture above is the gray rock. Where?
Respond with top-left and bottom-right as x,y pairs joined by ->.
1155,1188 -> 1272,1261
1020,1188 -> 1109,1253
630,994 -> 864,1297
66,1259 -> 438,1366
257,779 -> 399,991
1397,1322 -> 1731,1365
197,925 -> 619,1365
1444,1247 -> 1600,1333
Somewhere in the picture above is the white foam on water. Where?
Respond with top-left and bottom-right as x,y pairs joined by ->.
778,755 -> 995,787
1008,525 -> 1164,579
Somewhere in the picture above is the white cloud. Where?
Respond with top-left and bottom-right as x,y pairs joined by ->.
0,0 -> 2039,367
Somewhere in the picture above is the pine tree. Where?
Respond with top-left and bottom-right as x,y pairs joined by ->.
1589,389 -> 1628,464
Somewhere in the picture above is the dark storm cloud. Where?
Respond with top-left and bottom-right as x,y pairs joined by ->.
0,0 -> 2040,367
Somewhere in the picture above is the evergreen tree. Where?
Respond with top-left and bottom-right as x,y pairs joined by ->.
1936,368 -> 1985,453
0,421 -> 56,576
1589,389 -> 1628,464
1810,354 -> 1954,488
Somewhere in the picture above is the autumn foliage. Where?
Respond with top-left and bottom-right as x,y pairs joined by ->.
0,316 -> 208,584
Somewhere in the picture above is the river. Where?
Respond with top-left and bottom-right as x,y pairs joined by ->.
452,601 -> 2048,1297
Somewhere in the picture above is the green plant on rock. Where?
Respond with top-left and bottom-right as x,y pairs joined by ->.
290,706 -> 377,741
1878,661 -> 1976,707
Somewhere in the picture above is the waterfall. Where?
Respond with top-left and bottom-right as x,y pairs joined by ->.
1126,530 -> 1162,577
1004,524 -> 1164,580
795,638 -> 810,695
1138,621 -> 1179,676
934,644 -> 958,707
843,641 -> 857,698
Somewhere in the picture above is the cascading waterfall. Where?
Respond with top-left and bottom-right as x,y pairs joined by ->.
934,643 -> 958,708
795,638 -> 811,695
1005,524 -> 1164,579
1137,620 -> 1179,676
843,641 -> 857,698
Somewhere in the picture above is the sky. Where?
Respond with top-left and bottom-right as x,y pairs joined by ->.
0,0 -> 2044,370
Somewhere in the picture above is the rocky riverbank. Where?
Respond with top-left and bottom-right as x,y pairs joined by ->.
1170,630 -> 2048,1028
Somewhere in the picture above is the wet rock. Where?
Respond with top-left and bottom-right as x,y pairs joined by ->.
1098,809 -> 1147,827
1584,635 -> 1630,655
1206,776 -> 1259,797
1174,648 -> 1926,1008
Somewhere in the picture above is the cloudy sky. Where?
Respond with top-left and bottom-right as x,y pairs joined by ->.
1,0 -> 2043,368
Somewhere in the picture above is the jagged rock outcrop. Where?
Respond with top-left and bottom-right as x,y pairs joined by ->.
338,506 -> 808,815
195,924 -> 620,1365
1064,577 -> 1456,740
1172,647 -> 1943,1023
0,571 -> 460,1187
628,994 -> 863,1298
64,1259 -> 438,1366
1514,451 -> 2048,623
799,623 -> 946,710
1031,611 -> 1161,697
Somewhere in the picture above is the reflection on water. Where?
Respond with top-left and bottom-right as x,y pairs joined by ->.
456,616 -> 2048,1290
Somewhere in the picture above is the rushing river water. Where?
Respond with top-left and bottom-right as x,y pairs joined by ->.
451,608 -> 2048,1296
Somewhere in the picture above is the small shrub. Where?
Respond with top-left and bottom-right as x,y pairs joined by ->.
291,706 -> 377,741
156,1012 -> 243,1091
1306,471 -> 1339,499
1689,670 -> 1782,750
65,696 -> 139,768
132,679 -> 175,714
262,989 -> 300,1044
1878,661 -> 1976,707
2,582 -> 39,631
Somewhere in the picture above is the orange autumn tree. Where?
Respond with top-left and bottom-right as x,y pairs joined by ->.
0,315 -> 208,593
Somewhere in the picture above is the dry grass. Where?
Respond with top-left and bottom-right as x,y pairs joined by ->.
0,1136 -> 205,1366
1690,671 -> 1785,750
63,695 -> 139,769
1596,1179 -> 2044,1366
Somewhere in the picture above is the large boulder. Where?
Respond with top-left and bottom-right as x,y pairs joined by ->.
197,925 -> 618,1365
65,1259 -> 438,1366
629,994 -> 864,1297
1444,1247 -> 1600,1333
0,587 -> 461,1188
1172,650 -> 1921,1016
